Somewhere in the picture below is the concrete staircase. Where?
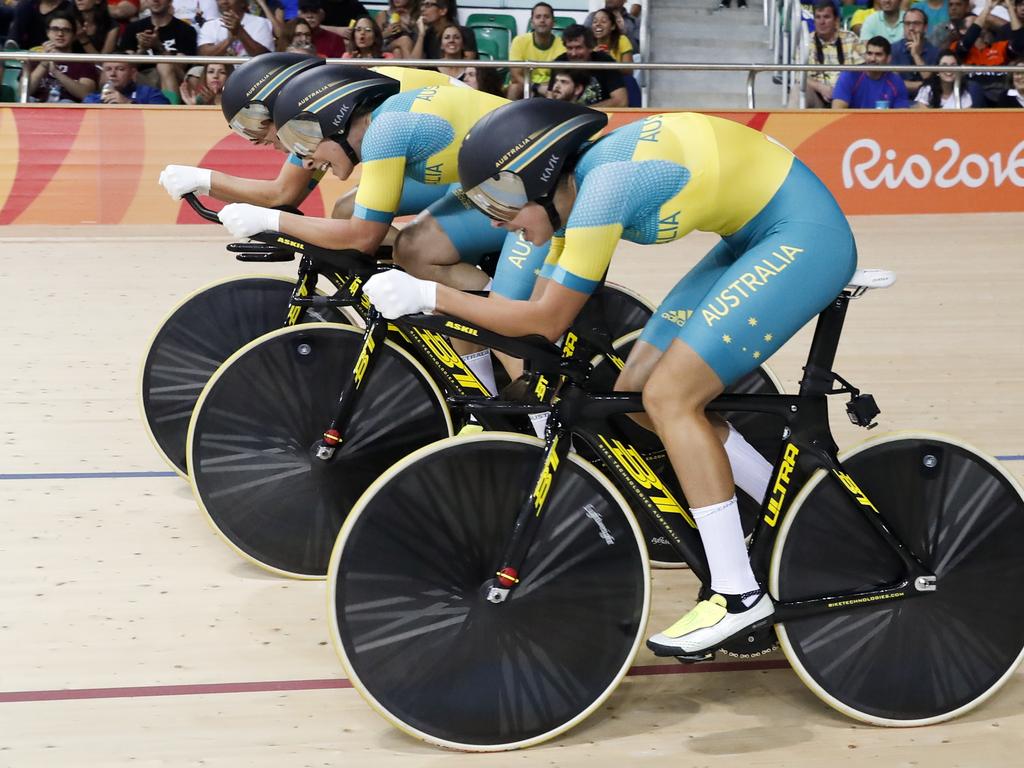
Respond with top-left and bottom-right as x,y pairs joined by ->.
646,0 -> 778,109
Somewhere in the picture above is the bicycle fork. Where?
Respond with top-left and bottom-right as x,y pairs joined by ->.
314,309 -> 391,461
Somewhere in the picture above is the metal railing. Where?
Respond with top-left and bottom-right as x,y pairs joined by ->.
2,50 -> 1020,109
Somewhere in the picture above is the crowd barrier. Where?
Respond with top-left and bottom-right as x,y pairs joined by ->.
1,104 -> 1021,226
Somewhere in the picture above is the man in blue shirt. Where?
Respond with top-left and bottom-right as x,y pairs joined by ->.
83,61 -> 171,104
890,7 -> 940,96
832,36 -> 912,108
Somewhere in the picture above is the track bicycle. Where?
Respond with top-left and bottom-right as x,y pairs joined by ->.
328,268 -> 1024,750
178,209 -> 672,579
140,194 -> 655,478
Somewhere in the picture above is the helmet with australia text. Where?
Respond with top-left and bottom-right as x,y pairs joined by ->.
221,53 -> 324,141
457,99 -> 607,225
272,64 -> 400,164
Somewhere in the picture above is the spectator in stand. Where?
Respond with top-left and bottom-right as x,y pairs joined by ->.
546,67 -> 587,101
911,0 -> 951,46
435,22 -> 471,78
105,0 -> 137,22
585,0 -> 639,52
954,0 -> 1024,103
460,64 -> 503,95
376,0 -> 416,58
551,24 -> 627,107
321,0 -> 366,27
71,0 -> 115,53
914,50 -> 981,105
6,0 -> 69,50
848,0 -> 877,36
935,0 -> 972,48
84,60 -> 171,103
859,0 -> 904,43
507,2 -> 565,100
277,15 -> 316,52
1,1 -> 13,42
173,0 -> 220,27
889,7 -> 939,96
804,0 -> 864,107
411,0 -> 476,60
994,56 -> 1024,104
832,35 -> 912,106
119,0 -> 197,97
342,14 -> 391,58
297,0 -> 345,56
591,7 -> 633,73
22,10 -> 96,100
198,0 -> 274,57
249,0 -> 287,41
180,61 -> 232,104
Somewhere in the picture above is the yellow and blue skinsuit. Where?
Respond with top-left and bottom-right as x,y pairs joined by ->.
283,68 -> 467,205
354,85 -> 549,299
541,112 -> 858,385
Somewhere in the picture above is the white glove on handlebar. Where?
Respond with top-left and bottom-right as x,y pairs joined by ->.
218,203 -> 281,238
158,165 -> 212,199
364,271 -> 438,319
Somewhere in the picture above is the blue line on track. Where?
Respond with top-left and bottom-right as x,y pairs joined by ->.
2,455 -> 1023,481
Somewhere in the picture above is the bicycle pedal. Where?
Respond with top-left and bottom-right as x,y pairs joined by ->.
674,650 -> 715,664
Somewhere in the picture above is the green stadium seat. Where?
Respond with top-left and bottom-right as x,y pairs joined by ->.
466,13 -> 517,59
2,61 -> 23,103
474,35 -> 499,61
471,25 -> 512,62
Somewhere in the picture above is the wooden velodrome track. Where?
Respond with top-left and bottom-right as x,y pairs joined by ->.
2,214 -> 1023,766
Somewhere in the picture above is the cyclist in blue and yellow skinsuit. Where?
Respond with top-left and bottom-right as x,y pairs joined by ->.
157,55 -> 473,226
362,100 -> 858,657
215,66 -> 550,393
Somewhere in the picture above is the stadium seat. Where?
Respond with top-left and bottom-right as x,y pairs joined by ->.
470,26 -> 512,62
2,61 -> 22,103
475,35 -> 500,61
466,13 -> 517,59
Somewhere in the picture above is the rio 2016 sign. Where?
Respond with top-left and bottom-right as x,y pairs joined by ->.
842,138 -> 1024,191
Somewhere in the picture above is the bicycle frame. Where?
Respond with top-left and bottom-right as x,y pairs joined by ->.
451,292 -> 937,620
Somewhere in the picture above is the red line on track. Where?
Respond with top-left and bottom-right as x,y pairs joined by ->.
0,661 -> 790,704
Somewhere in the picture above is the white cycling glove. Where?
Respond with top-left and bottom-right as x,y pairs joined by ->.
363,271 -> 438,319
218,203 -> 281,238
158,165 -> 212,199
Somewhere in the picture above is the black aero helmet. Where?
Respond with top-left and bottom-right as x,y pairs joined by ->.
458,99 -> 607,226
273,65 -> 400,164
221,53 -> 323,140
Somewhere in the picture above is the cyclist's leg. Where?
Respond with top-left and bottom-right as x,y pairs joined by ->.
617,241 -> 772,505
393,186 -> 503,290
646,206 -> 856,655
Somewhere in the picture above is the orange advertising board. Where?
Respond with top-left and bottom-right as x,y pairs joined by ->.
1,104 -> 1022,225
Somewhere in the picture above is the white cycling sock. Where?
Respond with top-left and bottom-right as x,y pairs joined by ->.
724,423 -> 772,504
692,496 -> 760,601
461,349 -> 497,396
529,411 -> 549,439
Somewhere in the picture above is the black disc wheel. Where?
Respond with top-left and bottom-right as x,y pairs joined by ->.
141,275 -> 343,477
633,363 -> 785,568
591,281 -> 654,342
188,324 -> 452,578
329,433 -> 650,750
771,432 -> 1024,723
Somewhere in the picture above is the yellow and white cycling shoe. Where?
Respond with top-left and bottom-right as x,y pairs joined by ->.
647,592 -> 775,657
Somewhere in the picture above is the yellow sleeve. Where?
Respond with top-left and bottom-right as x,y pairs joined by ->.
352,157 -> 408,223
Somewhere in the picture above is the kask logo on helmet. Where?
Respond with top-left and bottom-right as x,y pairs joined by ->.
539,154 -> 561,183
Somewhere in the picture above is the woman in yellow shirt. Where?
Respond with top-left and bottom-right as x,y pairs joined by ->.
591,7 -> 633,75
